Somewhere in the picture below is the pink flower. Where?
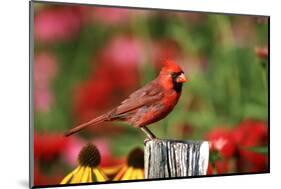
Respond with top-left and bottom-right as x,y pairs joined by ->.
90,7 -> 130,25
63,137 -> 85,166
35,6 -> 83,42
34,87 -> 53,112
92,139 -> 125,167
206,127 -> 237,159
34,52 -> 57,86
99,35 -> 144,67
34,52 -> 58,112
63,138 -> 124,167
95,35 -> 143,90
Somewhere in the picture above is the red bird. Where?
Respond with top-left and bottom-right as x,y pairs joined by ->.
65,60 -> 187,139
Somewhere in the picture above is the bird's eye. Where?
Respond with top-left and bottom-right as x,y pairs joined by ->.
170,72 -> 183,79
170,73 -> 178,79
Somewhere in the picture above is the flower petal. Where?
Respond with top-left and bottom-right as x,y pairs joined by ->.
121,166 -> 133,180
70,166 -> 85,183
60,166 -> 80,184
81,167 -> 91,183
113,165 -> 128,181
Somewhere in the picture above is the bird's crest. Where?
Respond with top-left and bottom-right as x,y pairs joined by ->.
161,59 -> 183,73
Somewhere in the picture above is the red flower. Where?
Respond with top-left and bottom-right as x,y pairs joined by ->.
97,35 -> 144,90
255,47 -> 268,59
233,119 -> 268,146
233,119 -> 268,172
34,132 -> 78,185
208,160 -> 232,175
72,67 -> 135,135
73,76 -> 114,121
214,160 -> 231,174
34,161 -> 64,186
206,127 -> 237,159
73,35 -> 143,122
35,6 -> 84,42
95,64 -> 139,91
34,132 -> 70,161
207,163 -> 213,175
206,119 -> 268,174
206,127 -> 236,174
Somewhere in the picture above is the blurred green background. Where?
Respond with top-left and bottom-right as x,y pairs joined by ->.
33,2 -> 268,186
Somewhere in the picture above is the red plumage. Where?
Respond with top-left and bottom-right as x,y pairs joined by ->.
65,60 -> 187,139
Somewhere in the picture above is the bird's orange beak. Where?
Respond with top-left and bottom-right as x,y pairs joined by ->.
176,73 -> 187,83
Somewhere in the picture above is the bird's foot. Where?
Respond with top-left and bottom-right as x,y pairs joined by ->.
140,126 -> 158,144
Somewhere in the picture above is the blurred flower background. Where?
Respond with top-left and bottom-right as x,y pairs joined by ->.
32,2 -> 269,186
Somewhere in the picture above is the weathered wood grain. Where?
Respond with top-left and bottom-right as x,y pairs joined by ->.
144,139 -> 209,179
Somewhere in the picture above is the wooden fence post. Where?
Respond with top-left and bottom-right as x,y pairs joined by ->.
144,139 -> 209,179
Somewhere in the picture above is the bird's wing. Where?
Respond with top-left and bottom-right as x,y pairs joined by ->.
111,79 -> 163,116
65,79 -> 163,136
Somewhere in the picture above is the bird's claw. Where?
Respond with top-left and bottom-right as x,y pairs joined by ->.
144,137 -> 159,145
144,138 -> 151,145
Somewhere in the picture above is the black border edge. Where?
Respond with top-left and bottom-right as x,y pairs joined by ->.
31,0 -> 270,17
267,16 -> 270,173
29,0 -> 270,188
32,171 -> 269,189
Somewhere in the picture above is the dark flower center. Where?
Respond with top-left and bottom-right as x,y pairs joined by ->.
127,147 -> 144,168
78,143 -> 101,167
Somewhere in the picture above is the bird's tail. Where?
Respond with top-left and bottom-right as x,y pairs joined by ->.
64,114 -> 108,137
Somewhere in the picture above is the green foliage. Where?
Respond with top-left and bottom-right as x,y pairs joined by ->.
209,150 -> 222,167
245,146 -> 268,155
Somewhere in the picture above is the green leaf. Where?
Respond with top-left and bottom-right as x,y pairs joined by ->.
245,146 -> 268,154
209,150 -> 222,166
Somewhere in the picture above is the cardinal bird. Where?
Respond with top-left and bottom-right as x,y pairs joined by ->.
65,60 -> 187,139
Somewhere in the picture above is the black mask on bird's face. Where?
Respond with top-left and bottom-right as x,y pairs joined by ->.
170,71 -> 186,93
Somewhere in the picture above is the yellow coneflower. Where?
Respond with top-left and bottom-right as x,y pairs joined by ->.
102,165 -> 123,180
60,143 -> 108,184
113,147 -> 144,181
